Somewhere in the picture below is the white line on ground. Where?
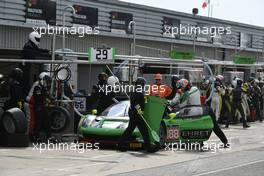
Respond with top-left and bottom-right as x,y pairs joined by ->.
57,163 -> 107,172
91,153 -> 123,159
0,152 -> 122,161
192,159 -> 264,176
43,152 -> 122,160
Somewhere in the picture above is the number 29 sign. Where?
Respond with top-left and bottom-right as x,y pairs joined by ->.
88,48 -> 116,63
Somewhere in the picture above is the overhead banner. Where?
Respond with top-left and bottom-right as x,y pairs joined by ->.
73,5 -> 98,27
110,11 -> 133,34
88,48 -> 116,63
25,0 -> 56,25
169,50 -> 194,60
233,56 -> 256,64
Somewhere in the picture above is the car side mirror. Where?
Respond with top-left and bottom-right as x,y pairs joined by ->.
92,109 -> 97,115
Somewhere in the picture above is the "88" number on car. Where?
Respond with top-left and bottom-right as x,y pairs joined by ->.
166,126 -> 180,140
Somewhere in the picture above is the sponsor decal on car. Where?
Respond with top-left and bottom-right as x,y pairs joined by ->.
181,130 -> 212,139
129,143 -> 142,148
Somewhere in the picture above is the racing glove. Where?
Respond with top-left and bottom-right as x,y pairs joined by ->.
135,104 -> 144,116
45,98 -> 51,106
17,101 -> 23,109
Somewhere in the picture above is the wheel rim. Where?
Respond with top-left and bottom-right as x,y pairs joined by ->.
51,111 -> 66,131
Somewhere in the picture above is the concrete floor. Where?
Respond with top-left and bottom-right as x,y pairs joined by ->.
0,122 -> 264,176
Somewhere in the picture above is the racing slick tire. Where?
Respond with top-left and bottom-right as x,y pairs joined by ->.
48,106 -> 71,133
2,108 -> 27,134
0,107 -> 4,132
0,107 -> 3,117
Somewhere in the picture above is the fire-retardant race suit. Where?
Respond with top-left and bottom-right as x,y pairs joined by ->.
220,85 -> 233,124
241,83 -> 251,120
94,72 -> 115,114
3,68 -> 24,110
211,76 -> 225,121
261,83 -> 264,118
119,77 -> 156,152
167,75 -> 180,100
20,31 -> 50,97
252,80 -> 263,122
27,72 -> 52,141
172,79 -> 229,147
227,79 -> 250,128
203,79 -> 212,107
0,74 -> 4,105
171,79 -> 202,116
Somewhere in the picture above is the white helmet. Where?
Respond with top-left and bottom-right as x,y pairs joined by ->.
107,76 -> 119,87
39,72 -> 51,88
39,72 -> 49,80
29,31 -> 41,47
232,77 -> 242,88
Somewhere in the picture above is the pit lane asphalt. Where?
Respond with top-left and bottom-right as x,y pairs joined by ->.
0,122 -> 264,176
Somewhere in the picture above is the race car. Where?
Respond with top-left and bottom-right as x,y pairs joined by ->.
78,96 -> 214,149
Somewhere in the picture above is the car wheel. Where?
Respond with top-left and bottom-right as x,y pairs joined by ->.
48,106 -> 70,133
158,123 -> 166,148
0,107 -> 4,132
2,108 -> 27,134
0,107 -> 4,117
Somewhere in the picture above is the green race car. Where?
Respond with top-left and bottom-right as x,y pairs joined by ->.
78,96 -> 214,149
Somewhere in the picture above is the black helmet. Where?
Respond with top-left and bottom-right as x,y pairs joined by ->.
11,68 -> 23,81
171,75 -> 180,88
98,72 -> 108,81
171,75 -> 180,82
237,79 -> 243,86
135,77 -> 146,87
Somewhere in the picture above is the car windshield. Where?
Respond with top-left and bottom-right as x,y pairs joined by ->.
100,101 -> 129,117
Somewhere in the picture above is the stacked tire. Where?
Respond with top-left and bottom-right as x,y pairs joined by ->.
0,108 -> 29,147
0,107 -> 4,132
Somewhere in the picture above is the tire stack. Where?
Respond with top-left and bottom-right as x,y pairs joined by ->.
0,108 -> 29,147
0,107 -> 4,131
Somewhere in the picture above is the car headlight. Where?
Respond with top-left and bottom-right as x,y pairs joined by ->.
89,116 -> 104,128
81,115 -> 96,127
95,116 -> 102,122
81,117 -> 91,128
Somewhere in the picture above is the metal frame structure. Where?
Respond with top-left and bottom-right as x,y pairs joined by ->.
0,52 -> 263,68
